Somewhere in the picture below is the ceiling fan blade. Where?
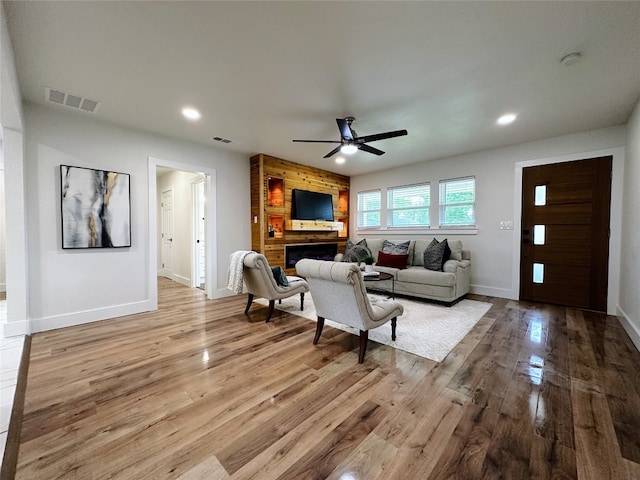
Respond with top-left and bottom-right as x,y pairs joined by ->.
336,118 -> 354,141
358,129 -> 408,143
323,146 -> 342,158
358,144 -> 385,156
292,139 -> 341,143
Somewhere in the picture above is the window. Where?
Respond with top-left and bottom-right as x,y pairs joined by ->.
533,263 -> 544,283
439,177 -> 475,227
357,190 -> 381,228
533,225 -> 546,245
387,183 -> 430,227
534,185 -> 547,206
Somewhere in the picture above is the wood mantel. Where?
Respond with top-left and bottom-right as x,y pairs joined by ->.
286,220 -> 344,232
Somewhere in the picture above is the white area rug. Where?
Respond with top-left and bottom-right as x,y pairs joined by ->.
256,294 -> 492,362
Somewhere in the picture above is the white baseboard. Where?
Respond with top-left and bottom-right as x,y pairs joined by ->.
469,284 -> 515,299
29,300 -> 152,333
159,272 -> 191,288
174,274 -> 191,287
215,287 -> 237,299
617,305 -> 640,353
2,318 -> 30,337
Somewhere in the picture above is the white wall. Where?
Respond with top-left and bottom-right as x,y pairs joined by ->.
156,169 -> 205,286
1,1 -> 23,132
619,99 -> 640,349
350,125 -> 627,313
23,103 -> 250,333
0,167 -> 5,293
1,1 -> 29,336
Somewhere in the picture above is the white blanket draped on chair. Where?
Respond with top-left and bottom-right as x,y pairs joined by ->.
227,250 -> 253,294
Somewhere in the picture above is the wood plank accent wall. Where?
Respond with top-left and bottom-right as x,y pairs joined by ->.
250,153 -> 350,273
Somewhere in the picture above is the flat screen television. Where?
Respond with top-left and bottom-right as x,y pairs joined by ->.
291,189 -> 334,221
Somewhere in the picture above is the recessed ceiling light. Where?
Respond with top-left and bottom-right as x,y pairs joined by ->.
335,156 -> 346,164
497,113 -> 517,125
182,107 -> 201,121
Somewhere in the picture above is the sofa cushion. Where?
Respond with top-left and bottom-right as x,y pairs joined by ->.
382,240 -> 410,255
423,239 -> 448,271
448,239 -> 463,261
376,251 -> 409,269
397,266 -> 456,287
341,239 -> 371,263
443,259 -> 470,273
364,238 -> 385,262
372,264 -> 400,277
412,238 -> 462,265
412,239 -> 430,266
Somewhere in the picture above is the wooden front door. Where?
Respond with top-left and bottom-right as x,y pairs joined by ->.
519,156 -> 612,311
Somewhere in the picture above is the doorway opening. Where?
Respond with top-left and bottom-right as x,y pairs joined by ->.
149,158 -> 217,310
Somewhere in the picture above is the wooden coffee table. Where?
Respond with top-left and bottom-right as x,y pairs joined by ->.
362,271 -> 395,299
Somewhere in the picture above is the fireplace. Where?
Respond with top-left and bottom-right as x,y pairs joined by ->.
285,243 -> 338,269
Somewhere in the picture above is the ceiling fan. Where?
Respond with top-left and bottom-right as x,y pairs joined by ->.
292,117 -> 408,158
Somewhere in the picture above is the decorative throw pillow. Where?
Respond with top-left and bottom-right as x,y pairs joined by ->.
271,266 -> 289,286
447,239 -> 463,261
382,240 -> 410,255
423,239 -> 447,271
376,251 -> 409,269
342,239 -> 372,263
441,238 -> 452,267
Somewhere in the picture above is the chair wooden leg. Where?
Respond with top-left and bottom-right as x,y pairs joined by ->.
391,317 -> 397,341
358,330 -> 369,363
266,300 -> 275,322
244,294 -> 254,314
300,292 -> 305,311
313,317 -> 325,345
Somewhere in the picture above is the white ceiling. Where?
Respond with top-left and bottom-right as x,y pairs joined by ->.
4,1 -> 640,176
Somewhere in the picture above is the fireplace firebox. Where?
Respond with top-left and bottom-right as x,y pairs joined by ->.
285,243 -> 338,269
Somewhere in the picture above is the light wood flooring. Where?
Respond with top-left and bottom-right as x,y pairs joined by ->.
9,278 -> 640,479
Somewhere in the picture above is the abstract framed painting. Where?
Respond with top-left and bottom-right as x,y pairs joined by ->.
60,165 -> 131,248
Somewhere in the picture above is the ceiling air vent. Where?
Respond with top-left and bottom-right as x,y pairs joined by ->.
212,136 -> 232,144
45,87 -> 100,113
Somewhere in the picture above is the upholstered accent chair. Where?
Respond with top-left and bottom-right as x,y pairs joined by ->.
242,252 -> 309,322
295,259 -> 404,363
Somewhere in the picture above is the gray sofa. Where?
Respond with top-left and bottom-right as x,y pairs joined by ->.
335,238 -> 471,304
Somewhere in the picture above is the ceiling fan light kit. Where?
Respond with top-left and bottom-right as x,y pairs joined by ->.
340,144 -> 358,155
293,116 -> 408,159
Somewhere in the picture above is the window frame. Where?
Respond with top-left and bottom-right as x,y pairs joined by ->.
438,176 -> 476,228
356,189 -> 382,229
386,182 -> 431,229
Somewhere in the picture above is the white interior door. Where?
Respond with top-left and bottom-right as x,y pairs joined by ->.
160,188 -> 174,279
194,180 -> 206,289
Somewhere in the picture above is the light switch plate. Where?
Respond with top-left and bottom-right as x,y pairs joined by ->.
500,220 -> 514,230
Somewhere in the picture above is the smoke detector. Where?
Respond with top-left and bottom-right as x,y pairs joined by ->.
45,87 -> 100,113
